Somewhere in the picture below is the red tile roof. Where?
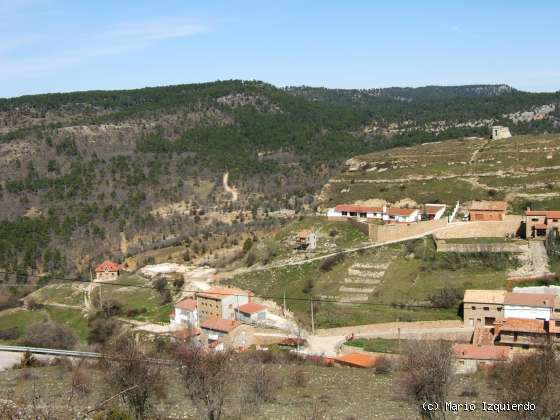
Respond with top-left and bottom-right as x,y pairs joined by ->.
424,204 -> 446,215
200,317 -> 241,333
387,207 -> 417,216
496,318 -> 547,334
504,292 -> 555,308
335,204 -> 383,213
526,210 -> 560,218
452,344 -> 510,361
533,223 -> 548,229
238,302 -> 267,314
197,286 -> 250,300
468,201 -> 508,211
176,298 -> 197,311
95,260 -> 120,273
333,353 -> 378,368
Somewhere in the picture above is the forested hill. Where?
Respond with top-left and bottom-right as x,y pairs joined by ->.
0,80 -> 559,278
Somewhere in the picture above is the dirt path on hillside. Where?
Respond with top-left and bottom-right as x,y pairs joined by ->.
217,222 -> 464,279
509,241 -> 552,277
223,171 -> 238,202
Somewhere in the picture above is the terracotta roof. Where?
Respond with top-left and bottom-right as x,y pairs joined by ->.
504,292 -> 555,308
464,290 -> 506,304
387,207 -> 418,216
533,223 -> 548,229
197,286 -> 250,300
526,210 -> 560,218
237,302 -> 267,314
452,344 -> 510,361
467,201 -> 508,211
297,229 -> 314,239
496,318 -> 547,334
334,204 -> 383,213
95,260 -> 120,273
424,204 -> 446,215
176,298 -> 197,311
333,353 -> 378,368
200,317 -> 241,333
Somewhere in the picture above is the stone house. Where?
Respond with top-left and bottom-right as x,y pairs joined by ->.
463,289 -> 506,327
452,344 -> 510,374
196,286 -> 252,324
95,260 -> 120,281
525,210 -> 560,240
467,201 -> 508,222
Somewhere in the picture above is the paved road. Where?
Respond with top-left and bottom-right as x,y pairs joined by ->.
303,320 -> 472,357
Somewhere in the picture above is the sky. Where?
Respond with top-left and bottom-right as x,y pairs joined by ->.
1,0 -> 560,98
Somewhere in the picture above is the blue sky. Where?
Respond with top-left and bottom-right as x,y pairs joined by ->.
1,0 -> 559,97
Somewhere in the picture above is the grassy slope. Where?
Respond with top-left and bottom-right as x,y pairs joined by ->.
225,240 -> 510,328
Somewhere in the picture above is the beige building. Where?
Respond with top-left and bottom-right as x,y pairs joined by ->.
467,201 -> 508,222
491,126 -> 512,140
452,344 -> 510,374
463,289 -> 506,327
525,210 -> 560,240
95,260 -> 120,281
196,286 -> 252,324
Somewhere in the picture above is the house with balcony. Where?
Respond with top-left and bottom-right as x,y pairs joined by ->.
525,209 -> 560,240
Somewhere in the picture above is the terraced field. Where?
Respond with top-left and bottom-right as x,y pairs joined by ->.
321,134 -> 560,211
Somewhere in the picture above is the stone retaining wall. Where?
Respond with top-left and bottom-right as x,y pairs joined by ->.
369,219 -> 448,243
435,240 -> 527,253
434,216 -> 523,239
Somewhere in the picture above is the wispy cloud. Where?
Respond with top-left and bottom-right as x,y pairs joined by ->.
0,18 -> 211,79
102,19 -> 210,42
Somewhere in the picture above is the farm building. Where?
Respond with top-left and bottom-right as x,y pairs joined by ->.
525,210 -> 560,240
467,201 -> 507,222
95,260 -> 120,281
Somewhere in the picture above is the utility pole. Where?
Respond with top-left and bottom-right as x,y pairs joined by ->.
397,316 -> 401,354
310,296 -> 315,336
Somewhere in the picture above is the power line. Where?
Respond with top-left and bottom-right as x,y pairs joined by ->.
0,269 -> 448,310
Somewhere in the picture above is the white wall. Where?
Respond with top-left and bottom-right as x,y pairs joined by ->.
172,308 -> 198,327
221,295 -> 249,320
504,305 -> 551,321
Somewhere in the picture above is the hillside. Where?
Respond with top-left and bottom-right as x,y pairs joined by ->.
0,81 -> 559,280
320,133 -> 560,213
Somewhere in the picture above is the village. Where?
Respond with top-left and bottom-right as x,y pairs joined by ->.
87,191 -> 560,374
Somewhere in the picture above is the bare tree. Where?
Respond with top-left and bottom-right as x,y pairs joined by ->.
493,343 -> 560,419
175,345 -> 234,420
103,335 -> 165,420
398,340 -> 454,420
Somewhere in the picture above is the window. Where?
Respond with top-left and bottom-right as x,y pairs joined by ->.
556,321 -> 560,327
349,212 -> 357,217
471,306 -> 476,310
553,219 -> 559,222
532,218 -> 539,222
360,212 -> 367,218
483,307 -> 489,311
341,211 -> 347,216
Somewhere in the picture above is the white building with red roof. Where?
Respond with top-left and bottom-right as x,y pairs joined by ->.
235,302 -> 268,323
170,298 -> 198,328
95,260 -> 120,282
327,203 -> 437,223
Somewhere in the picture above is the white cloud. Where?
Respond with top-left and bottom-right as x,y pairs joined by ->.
0,18 -> 210,80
